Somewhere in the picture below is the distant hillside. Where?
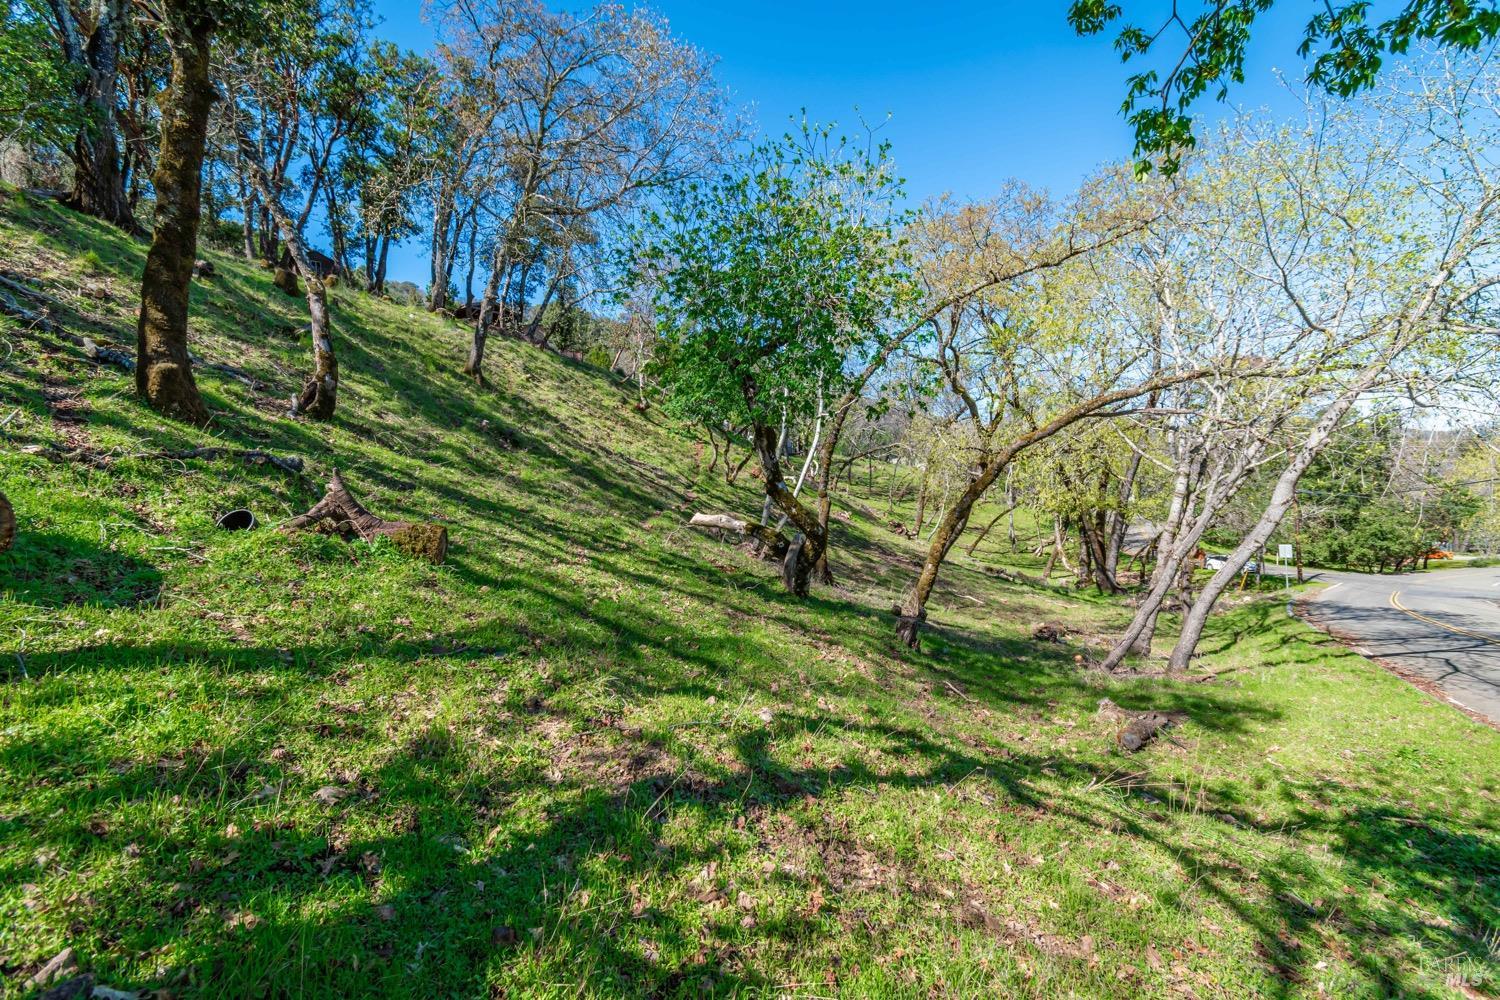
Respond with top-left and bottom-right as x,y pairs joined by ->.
1,191 -> 1496,999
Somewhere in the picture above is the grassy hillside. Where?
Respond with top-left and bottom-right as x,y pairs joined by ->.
1,190 -> 1496,999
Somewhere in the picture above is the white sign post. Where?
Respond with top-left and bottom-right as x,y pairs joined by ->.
1276,544 -> 1294,588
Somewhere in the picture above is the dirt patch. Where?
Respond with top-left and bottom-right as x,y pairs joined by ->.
751,808 -> 917,894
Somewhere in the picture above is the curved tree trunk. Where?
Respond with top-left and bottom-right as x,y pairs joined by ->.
1125,460 -> 1195,657
752,420 -> 826,597
135,7 -> 215,426
238,147 -> 337,419
892,366 -> 1213,648
1167,385 -> 1366,671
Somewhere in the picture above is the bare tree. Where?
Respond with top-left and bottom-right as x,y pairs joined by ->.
437,0 -> 734,382
1167,57 -> 1500,670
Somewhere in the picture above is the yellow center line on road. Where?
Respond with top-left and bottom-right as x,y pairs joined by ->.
1389,590 -> 1500,647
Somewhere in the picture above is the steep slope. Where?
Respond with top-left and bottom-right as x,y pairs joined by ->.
1,191 -> 1496,999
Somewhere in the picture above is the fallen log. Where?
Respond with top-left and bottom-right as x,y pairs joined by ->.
81,336 -> 135,370
135,447 -> 304,475
0,491 -> 13,552
1,274 -> 260,386
282,468 -> 447,563
1097,698 -> 1186,752
0,274 -> 136,372
1033,622 -> 1068,643
688,512 -> 790,560
189,352 -> 260,388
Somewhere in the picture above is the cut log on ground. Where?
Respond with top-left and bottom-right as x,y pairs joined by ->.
1033,622 -> 1068,643
1097,698 -> 1186,752
0,491 -> 13,552
135,447 -> 304,475
688,512 -> 790,561
282,469 -> 448,563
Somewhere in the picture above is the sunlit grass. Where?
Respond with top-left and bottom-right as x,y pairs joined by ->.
1,190 -> 1495,998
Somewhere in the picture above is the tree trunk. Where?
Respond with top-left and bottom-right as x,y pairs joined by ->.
467,247 -> 511,381
1099,474 -> 1226,672
57,0 -> 134,230
1083,512 -> 1119,593
1105,450 -> 1143,580
912,473 -> 930,536
238,145 -> 337,419
752,419 -> 826,597
427,178 -> 453,311
1293,500 -> 1305,583
325,182 -> 350,276
1006,469 -> 1018,551
892,366 -> 1214,648
464,216 -> 478,309
1167,385 -> 1368,671
1125,459 -> 1195,658
688,512 -> 790,559
237,165 -> 256,260
1053,516 -> 1076,575
965,502 -> 1019,557
134,7 -> 214,426
373,235 -> 390,295
0,491 -> 13,553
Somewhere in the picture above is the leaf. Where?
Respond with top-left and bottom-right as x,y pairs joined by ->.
312,785 -> 348,806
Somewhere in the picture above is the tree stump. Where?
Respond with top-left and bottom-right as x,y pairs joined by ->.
892,603 -> 926,649
273,267 -> 301,297
282,469 -> 447,563
0,491 -> 13,552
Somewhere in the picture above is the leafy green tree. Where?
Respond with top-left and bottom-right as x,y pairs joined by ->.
639,125 -> 915,596
1068,0 -> 1500,174
0,3 -> 81,149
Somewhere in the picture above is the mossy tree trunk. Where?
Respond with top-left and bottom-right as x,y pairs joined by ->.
0,491 -> 13,552
134,3 -> 215,426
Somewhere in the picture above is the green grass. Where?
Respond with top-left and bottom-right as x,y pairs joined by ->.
1,190 -> 1497,999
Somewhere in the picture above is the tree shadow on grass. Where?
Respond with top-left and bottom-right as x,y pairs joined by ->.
3,568 -> 1478,997
6,688 -> 1122,996
1066,769 -> 1500,999
0,531 -> 162,610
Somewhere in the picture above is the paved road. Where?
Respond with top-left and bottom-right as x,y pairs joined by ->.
1289,564 -> 1500,724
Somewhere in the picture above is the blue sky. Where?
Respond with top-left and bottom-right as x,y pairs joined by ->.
368,1 -> 1317,287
